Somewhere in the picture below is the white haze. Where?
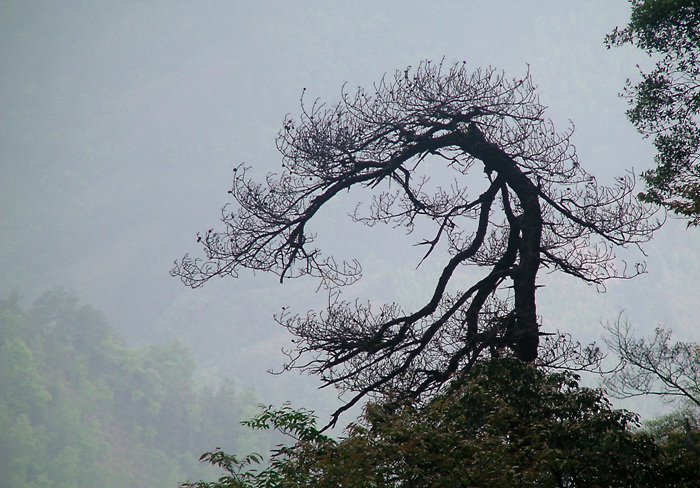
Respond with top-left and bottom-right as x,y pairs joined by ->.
2,0 -> 698,422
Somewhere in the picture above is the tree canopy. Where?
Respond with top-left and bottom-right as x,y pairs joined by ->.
173,61 -> 661,426
607,0 -> 700,225
182,358 -> 700,488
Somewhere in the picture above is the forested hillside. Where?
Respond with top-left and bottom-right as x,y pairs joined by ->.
0,290 -> 276,488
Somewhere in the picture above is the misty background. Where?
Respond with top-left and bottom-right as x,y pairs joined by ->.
2,0 -> 699,430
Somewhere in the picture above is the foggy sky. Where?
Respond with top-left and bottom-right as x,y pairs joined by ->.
2,0 -> 698,420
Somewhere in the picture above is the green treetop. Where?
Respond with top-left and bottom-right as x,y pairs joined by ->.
607,0 -> 700,226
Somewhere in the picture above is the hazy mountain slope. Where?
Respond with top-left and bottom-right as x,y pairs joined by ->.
1,1 -> 697,418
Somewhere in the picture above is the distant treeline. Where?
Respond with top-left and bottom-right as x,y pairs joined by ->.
0,289 -> 277,488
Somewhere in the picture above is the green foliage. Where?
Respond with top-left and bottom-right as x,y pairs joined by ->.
186,358 -> 700,487
0,336 -> 52,416
181,404 -> 335,488
0,290 -> 275,488
607,0 -> 700,225
645,409 -> 700,457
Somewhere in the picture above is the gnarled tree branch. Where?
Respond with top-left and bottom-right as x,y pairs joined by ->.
173,61 -> 661,426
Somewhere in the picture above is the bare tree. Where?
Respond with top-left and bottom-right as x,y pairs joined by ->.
173,61 -> 660,425
604,319 -> 700,455
604,319 -> 700,409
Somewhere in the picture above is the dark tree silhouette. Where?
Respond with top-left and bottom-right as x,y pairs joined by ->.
173,61 -> 660,425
